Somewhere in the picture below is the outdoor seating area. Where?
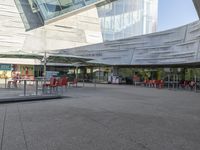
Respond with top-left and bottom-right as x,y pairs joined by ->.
143,79 -> 164,88
141,79 -> 199,91
0,76 -> 76,97
0,84 -> 199,150
106,68 -> 200,93
1,0 -> 200,149
131,77 -> 199,91
178,80 -> 200,90
42,76 -> 68,94
129,79 -> 200,93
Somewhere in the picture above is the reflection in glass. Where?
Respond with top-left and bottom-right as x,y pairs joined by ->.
34,0 -> 101,21
97,0 -> 158,41
58,0 -> 73,9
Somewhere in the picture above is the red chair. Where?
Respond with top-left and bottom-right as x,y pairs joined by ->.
151,80 -> 156,88
43,77 -> 57,94
144,80 -> 150,87
155,80 -> 160,88
43,77 -> 56,86
61,77 -> 68,87
56,77 -> 68,94
149,80 -> 154,87
143,80 -> 147,86
146,80 -> 150,87
56,77 -> 68,87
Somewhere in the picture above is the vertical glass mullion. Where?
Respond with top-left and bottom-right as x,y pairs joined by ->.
56,0 -> 63,15
35,0 -> 49,20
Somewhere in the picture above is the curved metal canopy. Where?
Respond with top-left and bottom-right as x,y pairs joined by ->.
0,50 -> 93,64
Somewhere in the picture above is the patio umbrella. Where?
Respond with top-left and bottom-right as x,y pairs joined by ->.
39,52 -> 93,80
0,50 -> 92,63
41,52 -> 92,64
0,50 -> 93,79
0,50 -> 43,59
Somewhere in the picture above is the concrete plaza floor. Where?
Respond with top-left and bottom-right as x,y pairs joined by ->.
0,84 -> 200,150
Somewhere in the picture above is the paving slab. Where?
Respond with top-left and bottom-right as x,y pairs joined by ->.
0,106 -> 6,150
2,105 -> 27,150
0,84 -> 199,150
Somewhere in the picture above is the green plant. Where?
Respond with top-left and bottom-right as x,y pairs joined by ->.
139,69 -> 151,80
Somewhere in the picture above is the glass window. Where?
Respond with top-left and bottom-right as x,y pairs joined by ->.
85,0 -> 98,5
34,0 -> 102,21
44,0 -> 61,12
34,0 -> 61,20
58,0 -> 73,9
97,0 -> 157,41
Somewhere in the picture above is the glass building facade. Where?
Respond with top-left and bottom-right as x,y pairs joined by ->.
33,0 -> 105,21
97,0 -> 158,41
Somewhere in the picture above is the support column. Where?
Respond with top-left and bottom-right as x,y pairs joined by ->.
112,66 -> 119,76
75,66 -> 78,79
98,66 -> 100,81
82,67 -> 86,86
194,74 -> 197,92
90,67 -> 93,81
111,66 -> 120,84
168,74 -> 170,89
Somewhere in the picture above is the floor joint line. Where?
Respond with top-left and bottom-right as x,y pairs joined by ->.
17,105 -> 29,150
0,107 -> 7,150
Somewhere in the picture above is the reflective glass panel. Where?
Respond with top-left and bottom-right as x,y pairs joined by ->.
34,0 -> 102,21
97,0 -> 158,41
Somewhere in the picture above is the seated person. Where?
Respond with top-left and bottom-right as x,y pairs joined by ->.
7,73 -> 18,88
178,80 -> 185,88
184,80 -> 190,89
189,80 -> 196,90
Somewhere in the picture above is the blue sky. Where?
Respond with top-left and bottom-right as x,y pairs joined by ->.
158,0 -> 199,31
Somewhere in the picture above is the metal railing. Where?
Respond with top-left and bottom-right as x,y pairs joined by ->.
0,78 -> 63,97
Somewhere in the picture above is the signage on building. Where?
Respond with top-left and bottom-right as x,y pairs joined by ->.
0,64 -> 11,79
0,64 -> 11,70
